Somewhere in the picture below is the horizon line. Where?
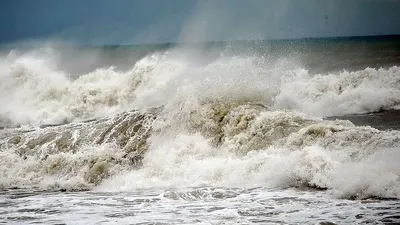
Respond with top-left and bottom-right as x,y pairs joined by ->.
1,34 -> 399,49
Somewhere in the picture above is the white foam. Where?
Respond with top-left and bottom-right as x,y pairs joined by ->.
98,110 -> 400,199
0,50 -> 165,126
2,46 -> 400,199
1,46 -> 400,126
0,141 -> 131,190
275,66 -> 400,116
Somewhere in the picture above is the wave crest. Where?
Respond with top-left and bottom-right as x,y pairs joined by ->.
1,47 -> 400,200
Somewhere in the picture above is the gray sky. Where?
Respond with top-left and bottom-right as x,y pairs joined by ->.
1,0 -> 400,44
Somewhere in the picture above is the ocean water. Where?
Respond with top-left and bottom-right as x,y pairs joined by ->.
1,36 -> 400,224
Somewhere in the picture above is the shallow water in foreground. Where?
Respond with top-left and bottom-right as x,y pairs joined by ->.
1,188 -> 400,225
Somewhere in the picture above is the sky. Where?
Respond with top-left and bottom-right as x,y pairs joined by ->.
1,0 -> 400,45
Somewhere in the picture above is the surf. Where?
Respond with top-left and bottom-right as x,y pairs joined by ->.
1,39 -> 400,200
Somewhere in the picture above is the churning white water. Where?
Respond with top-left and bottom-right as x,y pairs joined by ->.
1,43 -> 400,224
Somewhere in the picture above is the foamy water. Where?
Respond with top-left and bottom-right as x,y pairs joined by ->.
1,42 -> 400,224
1,47 -> 400,126
2,188 -> 400,224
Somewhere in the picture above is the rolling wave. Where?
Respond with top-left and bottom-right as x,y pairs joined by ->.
0,46 -> 400,199
1,48 -> 399,127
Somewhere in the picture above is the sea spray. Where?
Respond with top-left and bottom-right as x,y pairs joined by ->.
0,44 -> 400,200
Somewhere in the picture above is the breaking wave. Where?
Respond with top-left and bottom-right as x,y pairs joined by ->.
1,46 -> 400,200
1,47 -> 400,126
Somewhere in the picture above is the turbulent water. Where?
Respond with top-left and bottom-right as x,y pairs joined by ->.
1,37 -> 400,224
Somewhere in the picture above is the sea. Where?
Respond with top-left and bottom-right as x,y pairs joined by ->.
1,36 -> 400,224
